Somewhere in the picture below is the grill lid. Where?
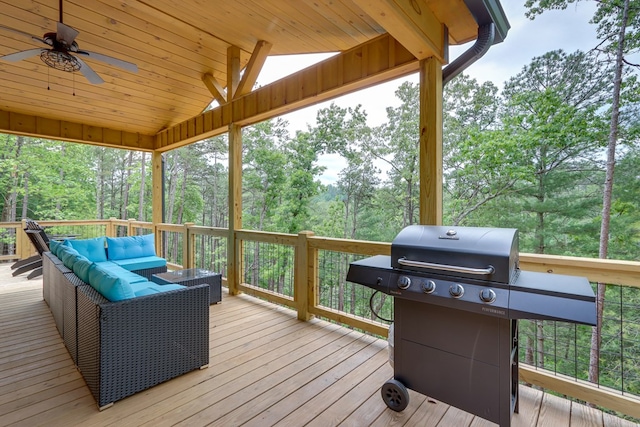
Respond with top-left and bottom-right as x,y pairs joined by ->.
391,225 -> 519,284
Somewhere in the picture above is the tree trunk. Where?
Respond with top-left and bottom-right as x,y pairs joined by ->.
55,145 -> 66,219
176,162 -> 188,224
589,0 -> 629,386
96,149 -> 104,219
21,171 -> 29,220
7,135 -> 24,222
138,152 -> 146,221
536,321 -> 545,368
121,151 -> 134,220
166,156 -> 177,224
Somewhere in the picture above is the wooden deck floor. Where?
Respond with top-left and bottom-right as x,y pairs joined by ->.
0,265 -> 636,427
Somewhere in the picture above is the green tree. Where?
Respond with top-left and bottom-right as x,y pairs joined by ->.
442,74 -> 521,226
313,103 -> 379,239
526,0 -> 640,385
500,50 -> 610,254
373,82 -> 421,229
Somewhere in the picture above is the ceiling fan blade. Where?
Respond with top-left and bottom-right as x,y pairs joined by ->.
0,24 -> 47,45
56,22 -> 79,46
0,48 -> 46,62
76,50 -> 138,73
75,56 -> 104,84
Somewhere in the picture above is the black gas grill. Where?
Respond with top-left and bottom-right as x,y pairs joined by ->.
346,225 -> 596,427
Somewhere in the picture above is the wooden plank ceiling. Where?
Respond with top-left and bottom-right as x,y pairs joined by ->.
0,0 -> 479,148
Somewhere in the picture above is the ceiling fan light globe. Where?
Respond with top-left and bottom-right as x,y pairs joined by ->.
40,50 -> 81,72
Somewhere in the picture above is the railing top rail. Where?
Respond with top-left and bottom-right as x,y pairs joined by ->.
308,235 -> 391,256
156,223 -> 185,233
37,220 -> 111,227
236,229 -> 298,246
0,222 -> 21,228
188,225 -> 228,238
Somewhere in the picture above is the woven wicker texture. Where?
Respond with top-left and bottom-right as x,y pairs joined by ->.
76,282 -> 209,407
43,251 -> 209,408
61,272 -> 89,365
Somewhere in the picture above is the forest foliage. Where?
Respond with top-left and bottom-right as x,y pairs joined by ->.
2,49 -> 637,261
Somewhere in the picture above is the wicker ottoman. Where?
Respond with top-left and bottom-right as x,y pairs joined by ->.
152,268 -> 221,304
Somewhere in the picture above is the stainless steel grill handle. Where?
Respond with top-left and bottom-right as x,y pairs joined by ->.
397,257 -> 495,275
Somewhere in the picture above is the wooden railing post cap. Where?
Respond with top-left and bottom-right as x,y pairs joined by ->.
298,230 -> 315,237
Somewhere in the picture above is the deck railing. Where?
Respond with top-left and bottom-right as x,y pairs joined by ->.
5,219 -> 640,420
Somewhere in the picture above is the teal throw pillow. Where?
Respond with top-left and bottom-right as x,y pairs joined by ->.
69,237 -> 107,262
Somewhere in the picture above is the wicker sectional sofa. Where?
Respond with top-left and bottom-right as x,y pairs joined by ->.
42,235 -> 210,409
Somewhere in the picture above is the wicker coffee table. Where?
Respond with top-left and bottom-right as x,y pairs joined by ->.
152,268 -> 221,304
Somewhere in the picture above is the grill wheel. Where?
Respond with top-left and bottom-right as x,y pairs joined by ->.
381,378 -> 410,412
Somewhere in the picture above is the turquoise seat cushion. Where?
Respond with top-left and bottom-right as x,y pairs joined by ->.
73,258 -> 94,283
130,281 -> 185,297
87,263 -> 135,302
69,237 -> 107,262
111,256 -> 167,272
94,261 -> 148,284
106,234 -> 156,260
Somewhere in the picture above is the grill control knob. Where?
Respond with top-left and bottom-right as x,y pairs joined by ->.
397,276 -> 411,290
449,283 -> 464,298
421,280 -> 436,294
480,288 -> 497,303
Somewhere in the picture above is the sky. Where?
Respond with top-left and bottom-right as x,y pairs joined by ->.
254,1 -> 601,184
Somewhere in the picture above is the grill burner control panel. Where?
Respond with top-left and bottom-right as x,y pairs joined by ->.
346,254 -> 596,325
390,272 -> 510,318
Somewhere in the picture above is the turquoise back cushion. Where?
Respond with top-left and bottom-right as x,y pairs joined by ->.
50,239 -> 71,257
88,263 -> 135,301
58,245 -> 81,268
106,234 -> 156,260
49,239 -> 60,254
73,258 -> 94,283
69,237 -> 107,262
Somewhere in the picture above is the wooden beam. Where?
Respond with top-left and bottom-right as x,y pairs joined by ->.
202,73 -> 227,105
151,151 -> 164,227
235,40 -> 273,98
227,45 -> 241,101
351,0 -> 448,61
419,57 -> 443,225
155,34 -> 418,150
0,110 -> 155,151
227,124 -> 243,296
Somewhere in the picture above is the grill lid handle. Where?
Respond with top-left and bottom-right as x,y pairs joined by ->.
397,257 -> 495,276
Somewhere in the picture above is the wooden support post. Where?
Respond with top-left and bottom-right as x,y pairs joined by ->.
106,217 -> 116,237
18,219 -> 28,259
419,57 -> 443,225
227,124 -> 243,295
184,222 -> 195,269
151,151 -> 163,255
227,46 -> 241,101
295,231 -> 316,321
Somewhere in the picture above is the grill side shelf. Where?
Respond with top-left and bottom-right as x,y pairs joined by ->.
346,255 -> 392,295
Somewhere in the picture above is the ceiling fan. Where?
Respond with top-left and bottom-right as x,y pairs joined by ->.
0,0 -> 138,85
